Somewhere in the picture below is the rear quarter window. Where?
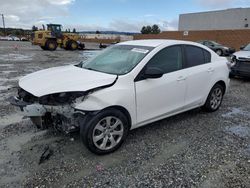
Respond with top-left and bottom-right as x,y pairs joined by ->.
204,50 -> 211,63
185,45 -> 211,68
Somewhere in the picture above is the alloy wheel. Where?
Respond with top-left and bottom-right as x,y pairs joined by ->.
92,116 -> 124,150
210,88 -> 223,110
216,50 -> 222,56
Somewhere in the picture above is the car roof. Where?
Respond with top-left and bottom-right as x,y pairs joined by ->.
119,39 -> 205,48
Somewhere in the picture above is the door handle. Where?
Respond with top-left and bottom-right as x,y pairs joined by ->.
207,68 -> 214,73
177,76 -> 186,81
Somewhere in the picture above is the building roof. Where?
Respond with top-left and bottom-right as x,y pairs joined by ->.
180,7 -> 250,16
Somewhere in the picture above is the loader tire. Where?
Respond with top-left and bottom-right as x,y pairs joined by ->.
45,39 -> 57,51
67,40 -> 78,51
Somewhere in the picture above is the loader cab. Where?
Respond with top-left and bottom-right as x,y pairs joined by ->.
47,24 -> 62,38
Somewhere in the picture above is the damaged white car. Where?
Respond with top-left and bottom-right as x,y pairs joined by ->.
10,40 -> 230,154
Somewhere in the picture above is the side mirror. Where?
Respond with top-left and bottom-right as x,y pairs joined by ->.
210,44 -> 215,47
144,67 -> 164,79
240,45 -> 245,50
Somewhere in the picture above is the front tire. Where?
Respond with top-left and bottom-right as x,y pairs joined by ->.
229,72 -> 235,78
45,40 -> 57,51
215,49 -> 223,56
203,84 -> 224,112
80,109 -> 129,155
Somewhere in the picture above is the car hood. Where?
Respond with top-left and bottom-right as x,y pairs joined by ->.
233,51 -> 250,59
19,65 -> 117,97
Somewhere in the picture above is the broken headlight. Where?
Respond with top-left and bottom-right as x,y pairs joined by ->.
18,88 -> 39,103
39,92 -> 86,105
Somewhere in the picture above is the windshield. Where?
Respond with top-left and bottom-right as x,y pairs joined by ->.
243,44 -> 250,51
81,45 -> 153,75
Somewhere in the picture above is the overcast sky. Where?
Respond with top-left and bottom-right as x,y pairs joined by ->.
0,0 -> 250,32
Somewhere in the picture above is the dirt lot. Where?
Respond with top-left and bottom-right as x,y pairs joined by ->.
0,41 -> 250,188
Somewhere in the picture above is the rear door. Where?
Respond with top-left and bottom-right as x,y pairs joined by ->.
183,45 -> 213,107
135,45 -> 188,125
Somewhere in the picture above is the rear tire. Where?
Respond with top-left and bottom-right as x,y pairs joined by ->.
203,84 -> 224,112
45,39 -> 57,51
80,109 -> 129,155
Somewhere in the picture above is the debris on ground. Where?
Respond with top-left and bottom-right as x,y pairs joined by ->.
39,146 -> 53,165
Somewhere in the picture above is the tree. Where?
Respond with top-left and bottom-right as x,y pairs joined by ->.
141,24 -> 161,34
96,30 -> 101,34
73,28 -> 76,33
32,25 -> 38,31
151,24 -> 161,34
141,25 -> 152,34
141,26 -> 147,34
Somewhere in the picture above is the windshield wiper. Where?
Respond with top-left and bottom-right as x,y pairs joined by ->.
75,61 -> 83,68
84,67 -> 96,71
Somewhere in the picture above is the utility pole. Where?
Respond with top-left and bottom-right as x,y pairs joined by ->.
1,14 -> 6,36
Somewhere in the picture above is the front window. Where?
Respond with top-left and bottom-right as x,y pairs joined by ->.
243,44 -> 250,51
81,45 -> 153,75
146,45 -> 183,74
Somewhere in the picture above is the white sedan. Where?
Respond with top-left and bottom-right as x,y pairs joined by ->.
9,40 -> 230,154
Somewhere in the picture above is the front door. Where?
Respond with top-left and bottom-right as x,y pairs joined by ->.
135,45 -> 188,126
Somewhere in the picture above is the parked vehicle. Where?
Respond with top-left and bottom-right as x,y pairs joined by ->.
0,36 -> 14,41
31,24 -> 84,51
230,43 -> 250,78
12,36 -> 20,41
21,37 -> 29,41
197,40 -> 235,56
9,40 -> 230,154
8,35 -> 20,41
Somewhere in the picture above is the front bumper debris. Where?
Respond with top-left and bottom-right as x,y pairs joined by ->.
8,96 -> 46,117
8,96 -> 30,109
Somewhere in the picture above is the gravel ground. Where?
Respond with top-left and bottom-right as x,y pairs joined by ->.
0,41 -> 249,188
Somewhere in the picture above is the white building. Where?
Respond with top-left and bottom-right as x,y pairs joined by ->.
179,8 -> 250,31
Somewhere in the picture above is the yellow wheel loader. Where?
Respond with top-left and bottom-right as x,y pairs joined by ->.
31,24 -> 84,51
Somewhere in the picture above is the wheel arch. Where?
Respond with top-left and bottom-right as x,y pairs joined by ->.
101,105 -> 132,130
214,80 -> 226,95
203,79 -> 227,105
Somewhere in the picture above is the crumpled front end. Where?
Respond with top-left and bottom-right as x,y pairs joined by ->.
9,88 -> 87,133
230,57 -> 250,78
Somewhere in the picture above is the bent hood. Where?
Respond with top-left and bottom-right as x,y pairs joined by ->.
233,51 -> 250,59
19,65 -> 117,97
